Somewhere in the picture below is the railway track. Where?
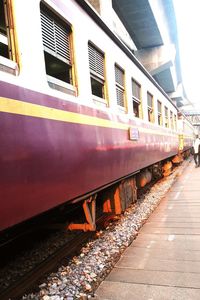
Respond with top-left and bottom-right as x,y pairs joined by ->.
0,214 -> 114,300
0,232 -> 94,300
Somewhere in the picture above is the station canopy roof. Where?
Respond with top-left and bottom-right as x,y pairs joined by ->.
112,0 -> 191,110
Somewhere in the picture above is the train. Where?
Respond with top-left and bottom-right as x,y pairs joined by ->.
0,0 -> 194,233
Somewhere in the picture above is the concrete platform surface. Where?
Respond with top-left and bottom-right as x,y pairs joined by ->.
95,161 -> 200,299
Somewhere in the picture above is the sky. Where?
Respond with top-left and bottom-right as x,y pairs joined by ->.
173,0 -> 200,110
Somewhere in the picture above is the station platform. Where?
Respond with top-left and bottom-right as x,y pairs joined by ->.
95,161 -> 200,300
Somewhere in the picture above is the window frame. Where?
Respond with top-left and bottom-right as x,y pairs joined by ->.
147,91 -> 154,123
170,111 -> 174,129
115,63 -> 126,109
132,78 -> 142,118
0,0 -> 18,74
164,106 -> 169,128
88,42 -> 106,100
157,100 -> 162,126
40,2 -> 75,93
174,114 -> 177,130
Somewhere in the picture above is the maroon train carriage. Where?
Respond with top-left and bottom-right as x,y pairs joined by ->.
0,0 -> 194,234
0,81 -> 188,233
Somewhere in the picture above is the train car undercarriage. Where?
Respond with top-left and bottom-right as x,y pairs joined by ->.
67,150 -> 190,232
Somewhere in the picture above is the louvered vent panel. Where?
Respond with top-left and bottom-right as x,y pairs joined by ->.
55,22 -> 70,62
88,44 -> 104,77
157,101 -> 162,113
115,65 -> 124,86
41,12 -> 55,53
147,93 -> 153,108
41,10 -> 70,63
132,80 -> 140,100
116,87 -> 124,107
88,45 -> 96,71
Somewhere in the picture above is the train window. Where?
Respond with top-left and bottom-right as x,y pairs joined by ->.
40,4 -> 73,85
115,64 -> 125,108
164,106 -> 169,128
170,111 -> 174,129
88,43 -> 105,99
0,0 -> 9,58
157,100 -> 162,126
174,114 -> 177,130
0,0 -> 16,61
132,79 -> 142,118
147,92 -> 154,123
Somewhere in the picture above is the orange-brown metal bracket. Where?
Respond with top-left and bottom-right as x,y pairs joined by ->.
172,153 -> 183,164
114,186 -> 122,215
103,198 -> 112,213
67,195 -> 97,231
162,161 -> 172,177
103,186 -> 122,215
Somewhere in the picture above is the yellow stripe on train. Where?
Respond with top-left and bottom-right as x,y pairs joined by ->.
0,96 -> 184,137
